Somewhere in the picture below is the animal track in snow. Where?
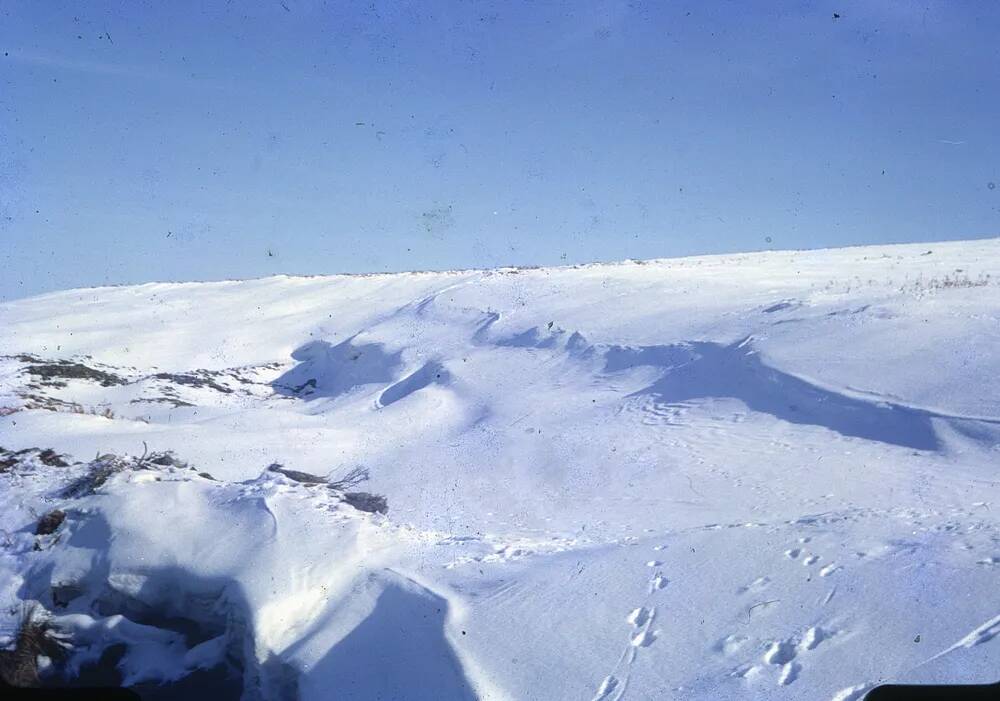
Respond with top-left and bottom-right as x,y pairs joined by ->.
799,626 -> 827,650
737,576 -> 771,594
787,541 -> 824,567
592,675 -> 620,701
649,571 -> 669,592
763,640 -> 796,665
631,629 -> 657,647
734,625 -> 832,688
713,633 -> 749,656
441,535 -> 580,568
629,605 -> 659,647
730,662 -> 763,679
829,683 -> 875,701
778,661 -> 801,686
924,612 -> 1000,663
592,561 -> 669,700
627,607 -> 651,627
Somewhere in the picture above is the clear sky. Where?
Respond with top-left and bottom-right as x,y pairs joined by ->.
1,0 -> 999,301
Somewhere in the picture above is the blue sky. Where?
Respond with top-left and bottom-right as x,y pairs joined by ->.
1,0 -> 998,300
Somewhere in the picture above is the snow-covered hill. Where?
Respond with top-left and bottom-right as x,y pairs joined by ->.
2,239 -> 999,700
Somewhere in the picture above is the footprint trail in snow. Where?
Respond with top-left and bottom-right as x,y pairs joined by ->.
593,552 -> 669,700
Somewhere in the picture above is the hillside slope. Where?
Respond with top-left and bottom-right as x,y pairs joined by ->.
2,239 -> 999,700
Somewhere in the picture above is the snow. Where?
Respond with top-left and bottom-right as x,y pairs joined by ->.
1,238 -> 999,700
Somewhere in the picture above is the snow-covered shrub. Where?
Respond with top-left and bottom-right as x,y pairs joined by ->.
61,455 -> 132,498
267,463 -> 387,513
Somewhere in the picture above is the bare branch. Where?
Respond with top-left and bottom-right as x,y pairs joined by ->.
329,466 -> 369,491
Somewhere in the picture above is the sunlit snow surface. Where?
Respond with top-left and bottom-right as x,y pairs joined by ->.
2,239 -> 999,700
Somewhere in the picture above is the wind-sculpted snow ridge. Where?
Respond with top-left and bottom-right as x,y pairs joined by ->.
1,239 -> 1000,699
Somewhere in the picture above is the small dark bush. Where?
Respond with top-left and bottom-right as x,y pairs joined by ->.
152,372 -> 232,394
37,450 -> 68,468
25,363 -> 126,388
62,457 -> 126,498
0,605 -> 69,688
147,451 -> 185,467
266,463 -> 326,485
35,510 -> 66,536
0,448 -> 69,472
12,354 -> 42,363
342,492 -> 388,515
